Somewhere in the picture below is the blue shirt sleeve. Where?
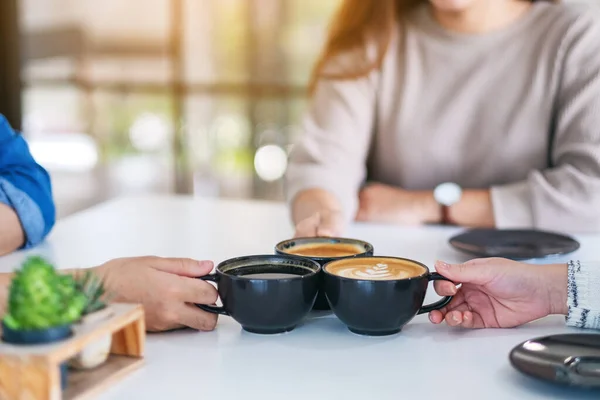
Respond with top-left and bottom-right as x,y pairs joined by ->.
0,114 -> 56,248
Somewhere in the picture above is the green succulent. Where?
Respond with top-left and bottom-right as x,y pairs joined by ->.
2,256 -> 87,331
75,270 -> 110,315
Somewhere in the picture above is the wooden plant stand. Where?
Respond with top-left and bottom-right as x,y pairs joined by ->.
0,303 -> 145,400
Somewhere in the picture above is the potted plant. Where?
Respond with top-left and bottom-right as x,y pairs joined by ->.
69,270 -> 115,370
1,256 -> 87,390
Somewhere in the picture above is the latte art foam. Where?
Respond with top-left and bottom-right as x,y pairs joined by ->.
326,259 -> 425,281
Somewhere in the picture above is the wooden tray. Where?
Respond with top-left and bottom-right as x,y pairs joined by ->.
0,303 -> 145,400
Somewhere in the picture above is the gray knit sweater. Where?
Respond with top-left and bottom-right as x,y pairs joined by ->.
286,2 -> 600,233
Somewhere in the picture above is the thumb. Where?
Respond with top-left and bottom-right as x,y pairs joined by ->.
434,260 -> 489,285
317,212 -> 343,237
316,225 -> 336,237
152,257 -> 214,277
294,213 -> 320,237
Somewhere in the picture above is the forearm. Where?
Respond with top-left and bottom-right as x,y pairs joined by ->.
357,187 -> 495,227
448,189 -> 496,228
0,272 -> 12,317
546,263 -> 569,316
291,189 -> 344,225
0,203 -> 25,255
0,114 -> 56,248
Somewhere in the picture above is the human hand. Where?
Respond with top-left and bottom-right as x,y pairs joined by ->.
94,256 -> 219,332
356,183 -> 440,225
429,258 -> 568,329
294,210 -> 344,238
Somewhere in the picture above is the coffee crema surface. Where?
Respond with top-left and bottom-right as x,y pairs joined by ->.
284,242 -> 365,258
326,258 -> 426,280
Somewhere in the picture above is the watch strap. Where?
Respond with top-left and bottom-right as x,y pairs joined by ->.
441,205 -> 451,225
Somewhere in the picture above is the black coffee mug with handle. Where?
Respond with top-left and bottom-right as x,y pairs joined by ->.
323,256 -> 454,336
196,255 -> 321,334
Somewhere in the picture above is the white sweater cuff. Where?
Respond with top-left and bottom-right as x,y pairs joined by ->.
490,181 -> 534,228
566,260 -> 600,330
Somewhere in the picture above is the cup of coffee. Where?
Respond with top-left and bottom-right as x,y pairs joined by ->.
196,255 -> 320,334
275,237 -> 374,310
323,256 -> 454,336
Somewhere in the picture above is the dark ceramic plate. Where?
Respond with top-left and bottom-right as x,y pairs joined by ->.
510,334 -> 600,388
449,229 -> 580,260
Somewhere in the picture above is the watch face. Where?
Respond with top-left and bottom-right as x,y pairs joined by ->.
434,182 -> 462,206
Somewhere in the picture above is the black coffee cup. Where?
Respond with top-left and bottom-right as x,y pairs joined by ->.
196,255 -> 320,334
323,256 -> 454,336
275,237 -> 374,310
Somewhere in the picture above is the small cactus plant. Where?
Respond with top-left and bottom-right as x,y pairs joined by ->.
2,256 -> 87,331
75,270 -> 110,315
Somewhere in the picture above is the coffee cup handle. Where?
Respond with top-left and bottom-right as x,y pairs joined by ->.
195,275 -> 230,316
417,272 -> 454,315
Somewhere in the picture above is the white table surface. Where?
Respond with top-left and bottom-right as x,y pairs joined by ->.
1,195 -> 599,400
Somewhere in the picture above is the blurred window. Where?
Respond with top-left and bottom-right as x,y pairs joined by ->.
17,0 -> 340,215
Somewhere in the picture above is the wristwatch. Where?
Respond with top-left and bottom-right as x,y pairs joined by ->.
433,182 -> 463,225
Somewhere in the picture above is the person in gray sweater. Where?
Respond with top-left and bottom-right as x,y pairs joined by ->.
430,258 -> 600,331
287,0 -> 600,236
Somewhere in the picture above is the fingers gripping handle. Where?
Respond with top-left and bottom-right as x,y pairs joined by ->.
418,272 -> 454,315
195,274 -> 229,316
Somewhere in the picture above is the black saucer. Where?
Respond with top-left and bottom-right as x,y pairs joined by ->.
449,229 -> 580,260
510,334 -> 600,388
